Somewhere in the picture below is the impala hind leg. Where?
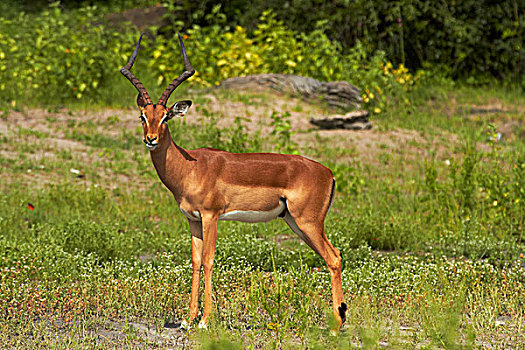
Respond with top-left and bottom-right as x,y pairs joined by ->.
183,219 -> 203,330
199,213 -> 219,328
283,213 -> 346,329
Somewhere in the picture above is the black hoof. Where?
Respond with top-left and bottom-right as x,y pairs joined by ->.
338,302 -> 347,323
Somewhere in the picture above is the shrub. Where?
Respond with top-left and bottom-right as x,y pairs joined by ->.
0,2 -> 420,110
165,0 -> 525,85
0,3 -> 138,107
152,10 -> 417,112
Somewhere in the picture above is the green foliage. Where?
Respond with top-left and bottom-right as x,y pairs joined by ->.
329,163 -> 364,196
252,11 -> 304,76
166,0 -> 525,85
0,2 -> 419,111
152,10 -> 415,112
268,111 -> 298,154
419,289 -> 467,349
418,132 -> 524,260
228,117 -> 263,153
0,0 -> 520,112
169,107 -> 263,153
0,2 -> 138,107
0,0 -> 157,13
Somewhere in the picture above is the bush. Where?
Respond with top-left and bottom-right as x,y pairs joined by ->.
152,10 -> 417,111
0,3 -> 138,107
0,2 -> 421,110
165,0 -> 525,85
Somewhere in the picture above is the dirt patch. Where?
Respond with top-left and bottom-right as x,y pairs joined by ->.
499,119 -> 525,141
1,89 -> 508,190
29,317 -> 189,349
4,107 -> 141,139
455,103 -> 525,142
295,126 -> 462,169
190,90 -> 456,167
186,90 -> 322,135
49,137 -> 89,151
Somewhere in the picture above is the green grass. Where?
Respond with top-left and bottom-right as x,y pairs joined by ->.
0,83 -> 524,348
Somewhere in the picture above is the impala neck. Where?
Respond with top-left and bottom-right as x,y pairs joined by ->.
149,127 -> 190,201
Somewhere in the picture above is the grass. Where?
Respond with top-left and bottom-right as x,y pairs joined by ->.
0,82 -> 524,348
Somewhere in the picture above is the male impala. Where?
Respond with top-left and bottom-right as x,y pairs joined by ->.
121,33 -> 346,331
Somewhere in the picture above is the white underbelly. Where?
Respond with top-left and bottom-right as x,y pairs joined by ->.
180,201 -> 286,223
180,208 -> 201,221
220,200 -> 285,223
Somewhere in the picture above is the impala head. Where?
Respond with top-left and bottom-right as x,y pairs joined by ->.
121,33 -> 195,151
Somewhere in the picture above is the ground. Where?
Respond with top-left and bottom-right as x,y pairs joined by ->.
0,86 -> 524,349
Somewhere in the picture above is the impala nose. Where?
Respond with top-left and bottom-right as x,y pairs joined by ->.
144,134 -> 159,150
146,135 -> 157,143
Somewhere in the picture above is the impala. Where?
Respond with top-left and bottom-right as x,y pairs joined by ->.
120,33 -> 346,331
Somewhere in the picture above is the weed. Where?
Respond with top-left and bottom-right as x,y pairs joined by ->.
269,111 -> 298,154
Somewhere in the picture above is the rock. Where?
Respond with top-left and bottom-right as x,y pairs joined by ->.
219,74 -> 362,111
310,110 -> 371,130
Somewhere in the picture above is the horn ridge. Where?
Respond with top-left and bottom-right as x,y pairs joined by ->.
157,33 -> 195,106
120,33 -> 152,105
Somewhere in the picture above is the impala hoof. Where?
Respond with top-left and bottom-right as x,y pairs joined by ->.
198,320 -> 208,330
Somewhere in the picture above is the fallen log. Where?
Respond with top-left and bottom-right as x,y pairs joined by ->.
219,74 -> 362,111
310,110 -> 371,130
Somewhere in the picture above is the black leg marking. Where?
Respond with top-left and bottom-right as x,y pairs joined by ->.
278,197 -> 287,218
327,178 -> 336,212
338,302 -> 347,323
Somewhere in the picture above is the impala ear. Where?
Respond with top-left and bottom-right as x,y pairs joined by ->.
137,93 -> 148,108
169,100 -> 192,118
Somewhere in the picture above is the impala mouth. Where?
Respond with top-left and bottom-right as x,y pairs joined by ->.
144,139 -> 159,150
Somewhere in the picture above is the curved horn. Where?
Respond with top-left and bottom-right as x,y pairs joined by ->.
158,33 -> 195,106
120,33 -> 152,105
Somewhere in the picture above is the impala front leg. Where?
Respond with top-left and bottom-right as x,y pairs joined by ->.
199,213 -> 219,329
183,219 -> 203,329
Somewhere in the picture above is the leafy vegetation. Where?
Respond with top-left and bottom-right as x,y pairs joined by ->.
4,0 -> 523,87
167,0 -> 525,84
0,3 -> 141,107
154,9 -> 418,112
0,1 -> 417,114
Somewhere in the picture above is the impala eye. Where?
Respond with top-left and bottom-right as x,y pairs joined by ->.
139,115 -> 146,123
